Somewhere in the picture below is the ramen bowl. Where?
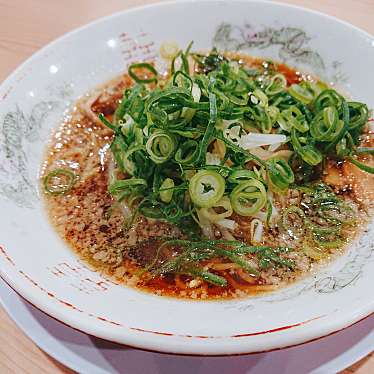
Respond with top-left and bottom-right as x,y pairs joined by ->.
0,0 -> 373,355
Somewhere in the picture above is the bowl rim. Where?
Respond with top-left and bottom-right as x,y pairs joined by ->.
1,274 -> 373,358
0,0 -> 374,355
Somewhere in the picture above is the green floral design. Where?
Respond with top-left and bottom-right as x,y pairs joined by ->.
213,23 -> 325,70
0,102 -> 59,207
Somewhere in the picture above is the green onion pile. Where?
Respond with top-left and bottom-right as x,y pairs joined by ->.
98,44 -> 372,238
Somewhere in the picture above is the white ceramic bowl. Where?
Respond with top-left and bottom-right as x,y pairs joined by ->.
0,0 -> 373,355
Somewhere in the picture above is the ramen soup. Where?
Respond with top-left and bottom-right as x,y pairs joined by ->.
41,45 -> 374,299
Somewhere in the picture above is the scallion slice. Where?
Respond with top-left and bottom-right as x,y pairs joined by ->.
159,178 -> 175,203
230,179 -> 267,216
267,158 -> 295,194
288,83 -> 314,104
145,130 -> 177,164
44,168 -> 76,195
189,170 -> 225,208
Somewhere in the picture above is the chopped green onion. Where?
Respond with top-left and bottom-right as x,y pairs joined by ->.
318,202 -> 356,224
267,158 -> 295,194
98,113 -> 117,131
128,63 -> 158,84
145,130 -> 177,164
109,178 -> 147,195
347,102 -> 369,130
214,247 -> 259,276
44,168 -> 76,195
278,106 -> 309,133
228,169 -> 259,184
174,140 -> 199,165
230,179 -> 267,216
313,89 -> 343,112
265,74 -> 287,96
122,145 -> 145,175
347,155 -> 374,174
288,83 -> 315,104
195,91 -> 218,164
189,170 -> 225,208
310,106 -> 342,141
159,178 -> 175,203
291,128 -> 322,166
183,266 -> 227,286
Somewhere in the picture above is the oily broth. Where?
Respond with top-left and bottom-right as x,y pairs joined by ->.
41,55 -> 373,299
